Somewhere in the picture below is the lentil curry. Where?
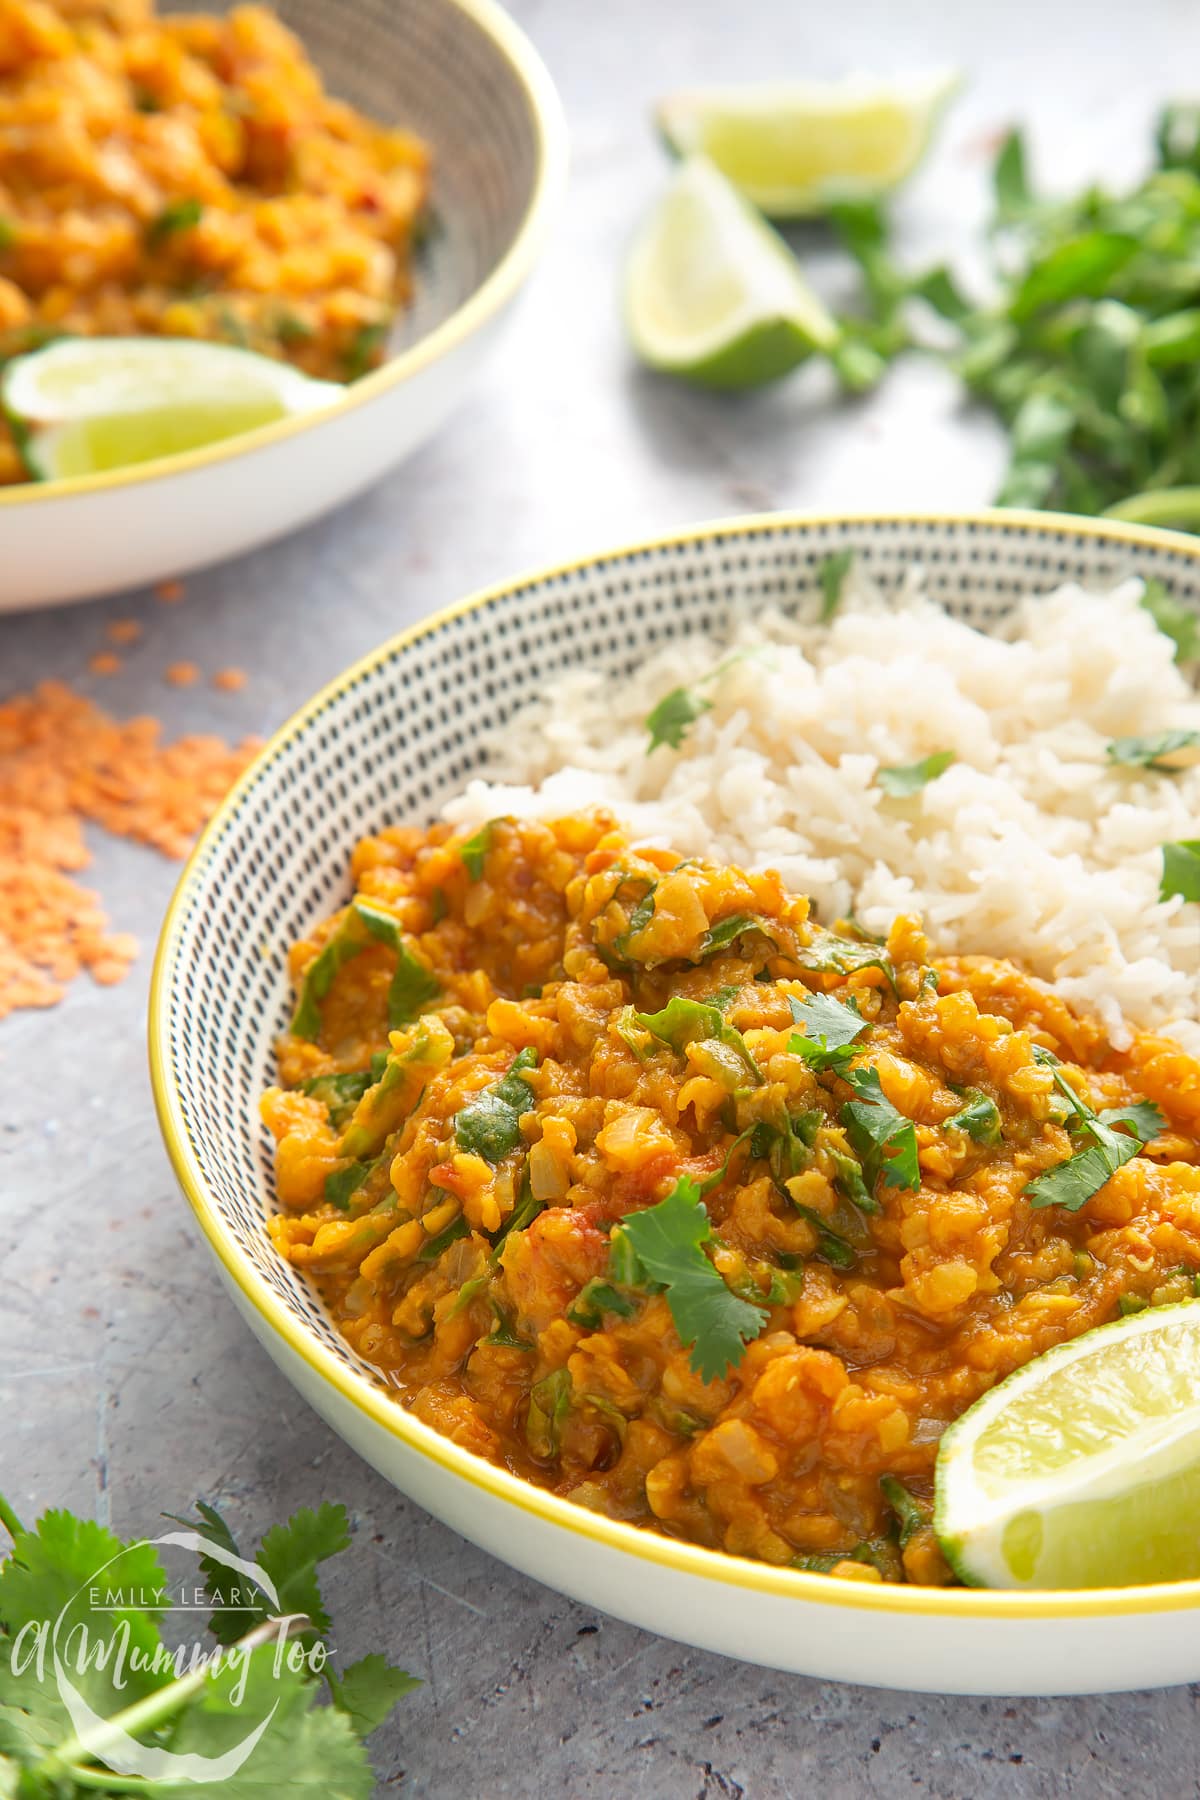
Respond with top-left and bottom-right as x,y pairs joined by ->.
264,814 -> 1200,1585
0,0 -> 430,483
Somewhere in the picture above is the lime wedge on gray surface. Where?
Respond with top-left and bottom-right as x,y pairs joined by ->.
657,72 -> 959,217
935,1302 -> 1200,1588
2,337 -> 341,480
625,156 -> 837,389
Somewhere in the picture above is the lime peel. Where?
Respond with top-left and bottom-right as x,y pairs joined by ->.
935,1301 -> 1200,1589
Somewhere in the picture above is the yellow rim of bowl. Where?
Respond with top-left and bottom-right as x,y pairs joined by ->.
0,0 -> 567,509
151,507 -> 1200,1623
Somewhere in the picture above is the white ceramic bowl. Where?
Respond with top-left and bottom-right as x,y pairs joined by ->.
151,510 -> 1200,1696
0,0 -> 565,612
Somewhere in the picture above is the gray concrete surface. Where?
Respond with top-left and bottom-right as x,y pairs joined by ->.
4,0 -> 1200,1793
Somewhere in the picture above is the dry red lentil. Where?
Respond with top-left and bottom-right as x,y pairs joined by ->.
0,679 -> 259,1016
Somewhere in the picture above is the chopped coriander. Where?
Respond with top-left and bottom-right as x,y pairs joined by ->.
645,683 -> 712,752
418,1214 -> 471,1260
877,750 -> 956,797
796,925 -> 896,989
275,308 -> 316,346
291,896 -> 436,1039
1025,1050 -> 1158,1211
1140,580 -> 1199,664
793,1203 -> 858,1268
946,1089 -> 1002,1145
841,1065 -> 921,1193
147,196 -> 203,244
454,1047 -> 537,1163
1161,839 -> 1200,902
1118,1292 -> 1150,1316
567,1278 -> 637,1329
818,548 -> 854,622
1106,729 -> 1200,769
696,911 -> 780,960
525,1368 -> 573,1459
787,989 -> 866,1073
635,995 -> 761,1083
614,1175 -> 768,1382
458,822 -> 494,881
879,1474 -> 929,1550
324,1155 -> 377,1210
342,317 -> 391,380
299,1064 -> 379,1129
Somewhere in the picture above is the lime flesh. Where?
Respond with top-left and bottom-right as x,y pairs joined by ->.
657,73 -> 959,217
29,398 -> 288,478
935,1302 -> 1200,1589
2,336 -> 340,480
625,156 -> 837,388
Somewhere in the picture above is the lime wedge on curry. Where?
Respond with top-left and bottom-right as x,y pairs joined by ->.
625,156 -> 837,388
935,1302 -> 1200,1589
2,337 -> 341,480
656,72 -> 959,218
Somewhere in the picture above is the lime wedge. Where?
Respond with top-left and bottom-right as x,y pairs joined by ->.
625,156 -> 838,389
657,72 -> 959,218
1,337 -> 341,480
935,1302 -> 1200,1589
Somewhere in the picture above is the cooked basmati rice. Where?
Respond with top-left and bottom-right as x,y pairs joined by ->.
444,575 -> 1200,1055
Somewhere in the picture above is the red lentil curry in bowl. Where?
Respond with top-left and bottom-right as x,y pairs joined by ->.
262,812 -> 1200,1590
152,515 -> 1200,1691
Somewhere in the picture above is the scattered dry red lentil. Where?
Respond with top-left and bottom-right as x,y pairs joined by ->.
212,667 -> 248,693
165,661 -> 199,688
155,580 -> 185,604
0,681 -> 261,1018
88,652 -> 122,677
106,619 -> 142,646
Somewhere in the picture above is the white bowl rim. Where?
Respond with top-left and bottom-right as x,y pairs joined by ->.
150,506 -> 1200,1623
0,0 -> 567,509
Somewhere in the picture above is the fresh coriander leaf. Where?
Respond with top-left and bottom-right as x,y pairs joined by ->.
818,549 -> 855,623
828,1145 -> 876,1216
946,1089 -> 1002,1145
1119,1291 -> 1150,1316
1026,1132 -> 1140,1211
910,264 -> 972,322
880,1474 -> 928,1550
342,317 -> 391,381
1009,232 -> 1138,323
329,1653 -> 420,1737
385,940 -> 440,1027
877,749 -> 956,797
616,1176 -> 767,1382
459,822 -> 494,881
1161,839 -> 1200,902
841,1066 -> 921,1192
993,128 -> 1033,220
787,989 -> 867,1073
645,684 -> 712,752
795,1201 -> 860,1267
635,996 -> 761,1083
567,1278 -> 637,1330
1140,579 -> 1200,664
1107,729 -> 1200,769
1098,1100 -> 1167,1141
608,880 -> 658,963
1156,102 -> 1200,172
255,1502 -> 351,1638
147,195 -> 203,243
454,1047 -> 537,1162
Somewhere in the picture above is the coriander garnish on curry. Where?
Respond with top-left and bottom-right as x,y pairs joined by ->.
263,814 -> 1200,1587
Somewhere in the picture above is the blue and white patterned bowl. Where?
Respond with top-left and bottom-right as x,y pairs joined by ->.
150,511 -> 1200,1695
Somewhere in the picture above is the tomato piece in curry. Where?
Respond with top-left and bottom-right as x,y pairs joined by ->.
263,814 -> 1200,1585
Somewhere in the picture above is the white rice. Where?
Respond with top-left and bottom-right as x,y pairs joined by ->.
444,575 -> 1200,1055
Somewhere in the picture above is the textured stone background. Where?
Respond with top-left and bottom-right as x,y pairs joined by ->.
5,0 -> 1200,1792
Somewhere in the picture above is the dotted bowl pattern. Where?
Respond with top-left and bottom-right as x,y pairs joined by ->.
158,516 -> 1200,1394
161,0 -> 543,354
